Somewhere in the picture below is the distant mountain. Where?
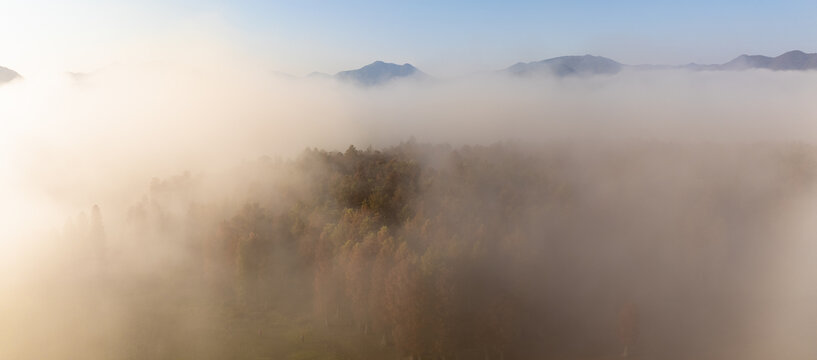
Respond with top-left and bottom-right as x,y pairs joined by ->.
719,50 -> 817,71
505,51 -> 817,77
719,54 -> 774,70
306,71 -> 333,79
507,55 -> 622,77
0,66 -> 21,85
336,61 -> 426,86
674,50 -> 817,72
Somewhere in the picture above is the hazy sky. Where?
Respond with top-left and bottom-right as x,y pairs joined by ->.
2,0 -> 816,76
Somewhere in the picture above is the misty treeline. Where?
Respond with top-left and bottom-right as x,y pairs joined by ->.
52,141 -> 817,359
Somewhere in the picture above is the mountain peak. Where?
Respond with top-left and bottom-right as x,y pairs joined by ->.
336,61 -> 425,86
0,66 -> 22,85
770,50 -> 817,70
507,55 -> 622,77
361,61 -> 416,70
781,50 -> 806,56
719,50 -> 817,71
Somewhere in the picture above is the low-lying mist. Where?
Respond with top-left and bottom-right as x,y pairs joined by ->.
1,50 -> 817,359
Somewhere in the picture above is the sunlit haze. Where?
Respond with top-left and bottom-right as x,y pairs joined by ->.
2,1 -> 817,359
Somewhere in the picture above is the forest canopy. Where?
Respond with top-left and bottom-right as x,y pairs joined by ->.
4,141 -> 817,360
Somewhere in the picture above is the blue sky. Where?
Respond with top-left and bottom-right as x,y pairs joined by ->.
3,0 -> 816,75
221,0 -> 817,75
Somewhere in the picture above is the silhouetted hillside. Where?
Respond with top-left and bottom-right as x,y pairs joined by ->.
506,55 -> 623,77
336,61 -> 426,86
0,66 -> 21,84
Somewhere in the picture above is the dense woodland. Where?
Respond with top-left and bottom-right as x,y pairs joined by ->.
49,141 -> 817,360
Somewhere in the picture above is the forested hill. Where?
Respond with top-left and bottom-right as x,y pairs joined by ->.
52,142 -> 817,359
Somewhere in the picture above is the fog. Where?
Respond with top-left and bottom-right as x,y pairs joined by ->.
1,43 -> 817,359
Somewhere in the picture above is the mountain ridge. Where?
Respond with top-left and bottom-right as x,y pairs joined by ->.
506,50 -> 817,77
507,55 -> 623,77
0,66 -> 22,85
4,50 -> 816,87
335,61 -> 427,86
